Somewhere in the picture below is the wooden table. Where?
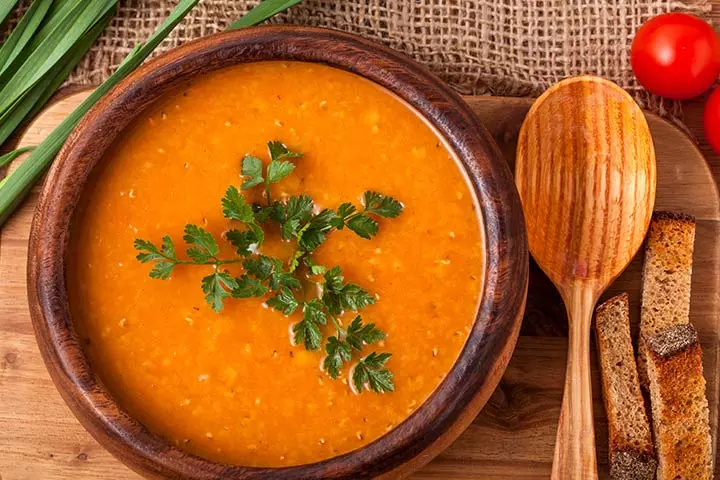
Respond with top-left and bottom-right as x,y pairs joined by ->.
2,6 -> 720,478
2,91 -> 719,480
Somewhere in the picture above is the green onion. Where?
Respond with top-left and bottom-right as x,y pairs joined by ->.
227,0 -> 303,30
27,8 -> 115,122
0,7 -> 114,147
0,146 -> 33,169
0,0 -> 53,75
0,1 -> 116,118
0,0 -> 200,225
0,0 -> 21,28
0,1 -> 118,147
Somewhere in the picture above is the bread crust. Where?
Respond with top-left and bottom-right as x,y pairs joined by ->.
646,326 -> 712,480
595,293 -> 656,480
638,211 -> 696,386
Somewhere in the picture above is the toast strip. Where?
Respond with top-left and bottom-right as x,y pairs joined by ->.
595,293 -> 656,480
646,324 -> 712,480
638,211 -> 696,386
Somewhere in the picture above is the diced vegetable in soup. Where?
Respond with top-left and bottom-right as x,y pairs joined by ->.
68,62 -> 484,467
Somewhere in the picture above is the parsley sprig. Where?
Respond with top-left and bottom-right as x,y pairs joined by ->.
241,141 -> 302,204
134,140 -> 402,393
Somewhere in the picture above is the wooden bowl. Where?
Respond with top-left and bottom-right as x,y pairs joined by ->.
27,26 -> 528,479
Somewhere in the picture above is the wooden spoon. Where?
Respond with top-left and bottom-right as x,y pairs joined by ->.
515,76 -> 656,479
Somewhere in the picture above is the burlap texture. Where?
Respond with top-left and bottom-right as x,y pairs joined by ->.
3,1 -> 713,115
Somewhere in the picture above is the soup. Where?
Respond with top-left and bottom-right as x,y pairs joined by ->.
68,62 -> 484,467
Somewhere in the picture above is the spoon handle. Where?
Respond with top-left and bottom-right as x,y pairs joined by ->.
551,287 -> 597,479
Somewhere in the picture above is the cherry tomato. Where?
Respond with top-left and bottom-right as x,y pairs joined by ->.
631,13 -> 720,100
704,87 -> 720,155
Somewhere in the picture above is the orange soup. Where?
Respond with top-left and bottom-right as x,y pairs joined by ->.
68,62 -> 484,467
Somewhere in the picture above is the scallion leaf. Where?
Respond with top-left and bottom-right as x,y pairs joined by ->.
0,0 -> 53,75
0,1 -> 116,117
0,7 -> 114,147
0,146 -> 34,169
0,0 -> 200,226
0,0 -> 21,28
26,7 -> 115,121
227,0 -> 303,30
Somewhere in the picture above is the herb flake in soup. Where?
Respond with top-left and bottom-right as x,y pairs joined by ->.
68,61 -> 484,467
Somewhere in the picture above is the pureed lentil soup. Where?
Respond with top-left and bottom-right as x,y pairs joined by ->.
68,62 -> 484,467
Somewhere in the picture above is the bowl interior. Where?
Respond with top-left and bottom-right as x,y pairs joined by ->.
27,26 -> 528,479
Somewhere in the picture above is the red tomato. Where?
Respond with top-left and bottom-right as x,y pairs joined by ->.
704,87 -> 720,155
632,13 -> 720,100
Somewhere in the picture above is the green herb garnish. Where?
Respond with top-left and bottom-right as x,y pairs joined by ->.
134,141 -> 401,393
0,1 -> 21,28
353,352 -> 395,394
227,0 -> 304,30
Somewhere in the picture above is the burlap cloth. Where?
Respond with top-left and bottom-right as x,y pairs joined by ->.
4,0 -> 714,116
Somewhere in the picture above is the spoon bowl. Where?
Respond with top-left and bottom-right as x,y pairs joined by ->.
516,76 -> 656,479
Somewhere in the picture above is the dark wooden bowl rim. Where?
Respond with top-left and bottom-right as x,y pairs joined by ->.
27,26 -> 528,479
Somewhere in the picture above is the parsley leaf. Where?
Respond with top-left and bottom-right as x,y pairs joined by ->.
345,315 -> 386,350
226,228 -> 261,256
160,235 -> 176,259
298,208 -> 337,251
201,270 -> 238,312
149,261 -> 175,280
288,249 -> 304,272
266,160 -> 295,184
277,195 -> 313,240
252,202 -> 274,223
222,185 -> 254,222
268,141 -> 302,161
336,283 -> 376,312
322,266 -> 376,315
346,214 -> 379,240
353,352 -> 394,393
134,236 -> 179,279
134,237 -> 172,263
324,336 -> 352,378
304,257 -> 327,275
293,299 -> 326,350
232,274 -> 268,298
362,191 -> 403,218
332,192 -> 403,240
243,255 -> 299,290
243,255 -> 279,280
241,155 -> 265,190
285,195 -> 314,220
266,286 -> 299,315
241,155 -> 264,190
269,270 -> 301,291
322,316 -> 384,379
250,142 -> 304,204
331,202 -> 356,229
323,266 -> 344,291
183,225 -> 220,263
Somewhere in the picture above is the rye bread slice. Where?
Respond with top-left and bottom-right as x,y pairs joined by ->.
638,211 -> 696,386
595,293 -> 656,480
646,324 -> 712,480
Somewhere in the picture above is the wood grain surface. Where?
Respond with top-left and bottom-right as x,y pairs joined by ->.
516,77 -> 657,479
1,91 -> 718,479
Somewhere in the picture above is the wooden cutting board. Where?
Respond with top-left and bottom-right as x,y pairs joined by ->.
1,91 -> 718,480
